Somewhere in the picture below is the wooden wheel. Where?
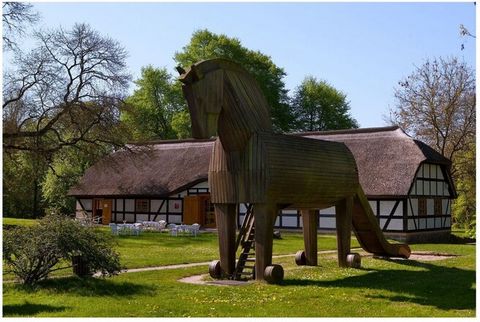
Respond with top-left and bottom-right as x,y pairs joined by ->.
208,260 -> 222,278
346,253 -> 361,268
264,264 -> 284,284
295,250 -> 307,266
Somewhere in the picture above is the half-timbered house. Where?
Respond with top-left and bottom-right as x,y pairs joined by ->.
69,126 -> 456,242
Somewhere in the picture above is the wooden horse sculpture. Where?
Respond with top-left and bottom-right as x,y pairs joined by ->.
178,59 -> 410,283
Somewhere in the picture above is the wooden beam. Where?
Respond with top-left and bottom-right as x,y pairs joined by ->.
214,203 -> 237,276
254,203 -> 277,281
300,209 -> 318,266
335,196 -> 353,267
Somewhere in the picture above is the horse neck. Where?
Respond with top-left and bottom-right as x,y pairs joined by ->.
216,71 -> 272,153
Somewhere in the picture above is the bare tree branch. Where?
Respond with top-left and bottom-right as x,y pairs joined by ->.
3,23 -> 132,160
390,57 -> 475,178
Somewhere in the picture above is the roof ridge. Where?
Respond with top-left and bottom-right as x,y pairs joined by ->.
126,138 -> 216,146
290,125 -> 401,136
127,126 -> 402,146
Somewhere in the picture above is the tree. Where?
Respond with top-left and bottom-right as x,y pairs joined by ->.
121,66 -> 185,141
391,57 -> 475,171
3,23 -> 131,160
174,29 -> 294,132
451,142 -> 476,237
3,213 -> 121,285
2,2 -> 39,51
3,150 -> 48,218
291,76 -> 359,131
42,143 -> 111,215
390,57 -> 476,234
171,109 -> 192,139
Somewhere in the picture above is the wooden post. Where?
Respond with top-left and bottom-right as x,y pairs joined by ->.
254,203 -> 277,281
335,196 -> 353,267
300,209 -> 318,266
215,203 -> 237,276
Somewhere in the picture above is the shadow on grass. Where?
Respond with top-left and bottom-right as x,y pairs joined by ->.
282,259 -> 475,311
3,302 -> 68,316
22,276 -> 156,297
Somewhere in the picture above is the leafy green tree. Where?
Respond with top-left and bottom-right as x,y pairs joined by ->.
171,109 -> 192,139
174,29 -> 294,132
122,66 -> 185,141
42,144 -> 112,215
451,143 -> 476,237
291,76 -> 359,131
3,150 -> 47,218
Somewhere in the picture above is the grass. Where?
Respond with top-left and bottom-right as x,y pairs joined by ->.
3,217 -> 475,317
115,230 -> 360,268
3,242 -> 475,317
2,218 -> 359,269
3,217 -> 37,227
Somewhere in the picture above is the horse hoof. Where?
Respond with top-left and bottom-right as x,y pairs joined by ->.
208,260 -> 222,278
295,250 -> 307,266
346,253 -> 361,268
264,264 -> 284,284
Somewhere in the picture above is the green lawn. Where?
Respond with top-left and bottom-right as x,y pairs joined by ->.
3,218 -> 475,317
115,230 -> 360,268
3,243 -> 475,317
3,217 -> 37,226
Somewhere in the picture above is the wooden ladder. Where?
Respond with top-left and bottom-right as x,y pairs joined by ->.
232,204 -> 255,280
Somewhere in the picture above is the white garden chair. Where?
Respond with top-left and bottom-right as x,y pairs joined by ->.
168,224 -> 178,236
191,223 -> 200,237
158,220 -> 167,231
109,223 -> 118,235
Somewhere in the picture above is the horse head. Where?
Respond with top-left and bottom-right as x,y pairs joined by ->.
177,60 -> 225,139
178,59 -> 272,150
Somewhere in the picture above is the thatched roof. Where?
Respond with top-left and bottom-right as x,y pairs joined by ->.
299,126 -> 453,198
68,140 -> 213,197
69,126 -> 453,198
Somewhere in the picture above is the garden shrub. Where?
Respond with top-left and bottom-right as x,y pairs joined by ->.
3,213 -> 121,285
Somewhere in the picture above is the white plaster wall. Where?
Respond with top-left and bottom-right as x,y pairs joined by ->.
150,199 -> 167,213
387,219 -> 403,231
125,199 -> 134,212
319,206 -> 335,215
168,200 -> 182,213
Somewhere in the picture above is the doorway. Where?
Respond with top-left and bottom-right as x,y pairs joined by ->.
183,194 -> 216,228
93,199 -> 112,225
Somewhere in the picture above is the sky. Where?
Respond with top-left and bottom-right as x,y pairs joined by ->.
19,2 -> 477,128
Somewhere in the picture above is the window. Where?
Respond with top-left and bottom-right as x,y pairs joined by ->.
418,198 -> 427,216
135,199 -> 150,213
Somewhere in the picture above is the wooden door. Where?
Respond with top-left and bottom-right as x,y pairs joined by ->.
101,199 -> 112,225
183,195 -> 201,224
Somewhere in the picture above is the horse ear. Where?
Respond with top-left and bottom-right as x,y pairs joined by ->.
176,66 -> 186,75
190,64 -> 204,81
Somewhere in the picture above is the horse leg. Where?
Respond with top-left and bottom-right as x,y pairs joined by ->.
254,203 -> 282,283
296,209 -> 318,266
212,203 -> 237,277
335,196 -> 360,268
